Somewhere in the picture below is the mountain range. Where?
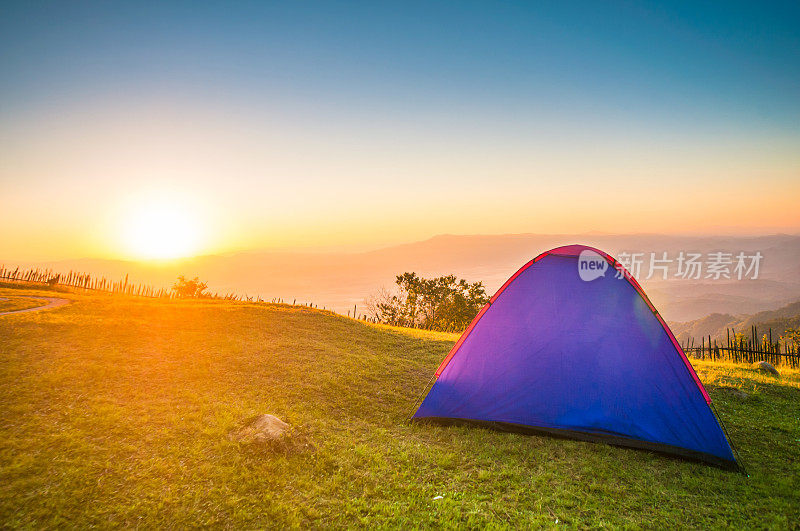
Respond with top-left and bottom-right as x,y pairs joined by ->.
4,233 -> 800,323
670,300 -> 800,345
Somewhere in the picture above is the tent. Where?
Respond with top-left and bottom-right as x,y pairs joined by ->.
412,244 -> 740,470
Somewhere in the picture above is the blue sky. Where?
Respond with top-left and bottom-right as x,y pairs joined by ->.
1,1 -> 799,259
3,1 -> 798,124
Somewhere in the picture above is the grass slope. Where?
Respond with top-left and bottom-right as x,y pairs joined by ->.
0,296 -> 48,313
0,287 -> 798,527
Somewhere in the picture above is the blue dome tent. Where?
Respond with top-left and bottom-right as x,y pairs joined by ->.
413,245 -> 740,470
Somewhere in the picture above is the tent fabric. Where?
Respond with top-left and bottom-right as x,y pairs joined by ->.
413,244 -> 738,469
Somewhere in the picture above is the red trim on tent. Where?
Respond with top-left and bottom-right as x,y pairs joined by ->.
432,244 -> 712,404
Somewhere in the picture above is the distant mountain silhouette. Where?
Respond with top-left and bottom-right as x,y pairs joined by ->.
670,300 -> 800,344
4,232 -> 800,322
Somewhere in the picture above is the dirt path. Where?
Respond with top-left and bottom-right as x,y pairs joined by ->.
0,296 -> 70,316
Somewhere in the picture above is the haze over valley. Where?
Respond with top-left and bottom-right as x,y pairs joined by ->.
6,232 -> 799,324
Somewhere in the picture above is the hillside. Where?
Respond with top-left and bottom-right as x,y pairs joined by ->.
0,287 -> 798,527
671,300 -> 800,344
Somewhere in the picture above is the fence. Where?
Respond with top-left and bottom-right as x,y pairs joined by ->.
682,325 -> 799,369
0,265 -> 381,322
0,265 -> 268,302
0,265 -> 180,298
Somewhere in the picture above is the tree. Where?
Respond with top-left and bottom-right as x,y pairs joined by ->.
365,286 -> 400,325
172,276 -> 208,298
368,272 -> 489,332
782,327 -> 800,347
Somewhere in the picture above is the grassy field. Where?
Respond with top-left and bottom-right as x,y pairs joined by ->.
0,286 -> 798,528
0,296 -> 48,313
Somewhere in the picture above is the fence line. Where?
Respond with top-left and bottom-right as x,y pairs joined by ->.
0,265 -> 267,302
682,325 -> 799,369
0,265 -> 383,324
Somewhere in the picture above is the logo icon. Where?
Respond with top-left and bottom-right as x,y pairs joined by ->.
578,250 -> 608,281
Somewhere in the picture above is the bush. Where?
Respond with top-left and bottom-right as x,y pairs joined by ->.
367,272 -> 488,332
172,276 -> 209,298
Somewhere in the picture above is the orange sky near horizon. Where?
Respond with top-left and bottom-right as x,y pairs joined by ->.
0,96 -> 798,263
2,101 -> 799,262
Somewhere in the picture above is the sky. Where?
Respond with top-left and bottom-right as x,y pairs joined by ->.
1,1 -> 799,261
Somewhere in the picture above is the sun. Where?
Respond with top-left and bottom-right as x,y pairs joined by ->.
123,200 -> 202,260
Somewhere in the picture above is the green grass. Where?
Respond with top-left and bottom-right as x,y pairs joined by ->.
0,286 -> 798,527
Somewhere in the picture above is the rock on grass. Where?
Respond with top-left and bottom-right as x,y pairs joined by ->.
230,414 -> 291,443
752,361 -> 780,377
229,414 -> 311,454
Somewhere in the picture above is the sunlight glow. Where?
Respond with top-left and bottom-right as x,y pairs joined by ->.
123,200 -> 202,260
